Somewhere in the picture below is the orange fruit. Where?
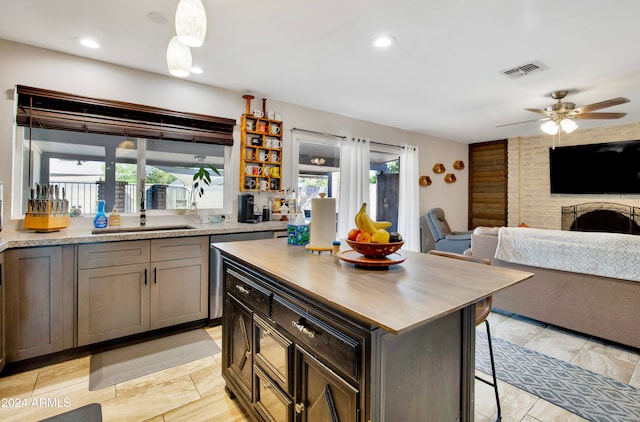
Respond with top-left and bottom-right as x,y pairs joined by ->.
356,232 -> 372,243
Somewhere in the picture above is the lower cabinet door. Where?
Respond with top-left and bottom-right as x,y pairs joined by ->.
254,365 -> 293,422
77,263 -> 150,346
296,346 -> 359,422
150,257 -> 207,329
223,294 -> 253,401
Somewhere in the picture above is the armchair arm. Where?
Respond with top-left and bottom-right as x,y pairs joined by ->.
445,233 -> 472,241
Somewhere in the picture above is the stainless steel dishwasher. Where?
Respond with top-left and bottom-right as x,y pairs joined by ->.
209,231 -> 275,322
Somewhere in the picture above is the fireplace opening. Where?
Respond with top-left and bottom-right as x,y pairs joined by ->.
562,202 -> 640,235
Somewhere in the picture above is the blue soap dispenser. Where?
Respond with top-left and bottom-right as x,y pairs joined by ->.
94,200 -> 108,228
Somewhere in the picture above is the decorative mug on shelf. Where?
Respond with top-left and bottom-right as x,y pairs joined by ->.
259,180 -> 269,191
252,110 -> 264,118
246,150 -> 255,160
267,138 -> 282,148
259,151 -> 269,161
245,165 -> 262,176
258,122 -> 267,133
245,120 -> 255,131
270,153 -> 279,162
245,178 -> 256,189
270,125 -> 280,135
268,167 -> 280,177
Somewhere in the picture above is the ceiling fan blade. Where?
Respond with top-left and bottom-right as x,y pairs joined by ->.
496,117 -> 549,128
573,97 -> 630,114
524,108 -> 554,117
571,112 -> 627,120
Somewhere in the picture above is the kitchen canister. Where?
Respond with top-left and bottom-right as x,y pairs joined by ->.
306,193 -> 336,252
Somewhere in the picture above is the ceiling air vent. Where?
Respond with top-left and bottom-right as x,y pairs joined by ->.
500,61 -> 548,79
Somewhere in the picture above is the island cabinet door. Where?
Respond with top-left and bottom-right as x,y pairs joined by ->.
223,293 -> 254,402
295,346 -> 359,422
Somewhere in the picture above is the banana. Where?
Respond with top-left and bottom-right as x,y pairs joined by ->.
373,220 -> 392,230
354,202 -> 392,235
355,203 -> 368,233
359,205 -> 378,235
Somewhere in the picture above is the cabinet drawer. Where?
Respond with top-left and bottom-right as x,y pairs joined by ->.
225,268 -> 271,317
151,236 -> 208,261
78,240 -> 150,269
272,296 -> 360,380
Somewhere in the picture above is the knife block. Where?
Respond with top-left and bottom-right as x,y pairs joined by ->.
24,200 -> 71,232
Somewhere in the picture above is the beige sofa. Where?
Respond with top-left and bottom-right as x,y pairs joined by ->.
471,226 -> 640,349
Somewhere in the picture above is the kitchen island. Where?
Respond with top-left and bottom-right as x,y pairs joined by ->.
214,238 -> 533,422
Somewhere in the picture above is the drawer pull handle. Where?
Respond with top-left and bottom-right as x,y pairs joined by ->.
292,321 -> 316,339
235,284 -> 250,295
295,402 -> 305,414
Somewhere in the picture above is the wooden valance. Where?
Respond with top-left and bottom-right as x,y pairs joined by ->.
15,85 -> 236,145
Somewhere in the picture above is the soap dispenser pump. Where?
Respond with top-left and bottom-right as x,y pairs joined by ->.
94,200 -> 108,228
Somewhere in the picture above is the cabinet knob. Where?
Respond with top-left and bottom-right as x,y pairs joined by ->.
235,284 -> 250,295
295,402 -> 306,414
291,321 -> 316,339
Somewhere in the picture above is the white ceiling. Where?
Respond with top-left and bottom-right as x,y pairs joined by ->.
1,0 -> 639,144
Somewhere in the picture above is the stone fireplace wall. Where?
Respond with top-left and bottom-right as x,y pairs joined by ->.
506,121 -> 640,229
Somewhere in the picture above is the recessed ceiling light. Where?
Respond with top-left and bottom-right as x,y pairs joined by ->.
78,38 -> 100,49
372,35 -> 395,48
191,66 -> 204,74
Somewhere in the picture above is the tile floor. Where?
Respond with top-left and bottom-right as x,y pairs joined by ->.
0,313 -> 638,422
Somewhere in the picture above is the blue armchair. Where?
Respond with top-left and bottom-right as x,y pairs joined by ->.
421,208 -> 472,254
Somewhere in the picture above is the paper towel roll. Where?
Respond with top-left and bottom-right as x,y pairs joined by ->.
308,197 -> 336,249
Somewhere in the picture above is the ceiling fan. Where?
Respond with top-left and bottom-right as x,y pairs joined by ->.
499,90 -> 630,134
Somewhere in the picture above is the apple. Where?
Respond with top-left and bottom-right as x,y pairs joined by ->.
347,228 -> 361,241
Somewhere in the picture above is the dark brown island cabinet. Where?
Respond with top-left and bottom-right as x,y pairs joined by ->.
216,239 -> 532,422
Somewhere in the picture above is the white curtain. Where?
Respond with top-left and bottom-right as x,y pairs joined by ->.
398,145 -> 420,251
337,137 -> 370,238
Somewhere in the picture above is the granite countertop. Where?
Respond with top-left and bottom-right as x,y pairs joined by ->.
0,219 -> 289,252
215,238 -> 534,334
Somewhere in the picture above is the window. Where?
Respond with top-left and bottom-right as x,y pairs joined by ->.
13,85 -> 234,216
17,128 -> 226,215
293,132 -> 400,228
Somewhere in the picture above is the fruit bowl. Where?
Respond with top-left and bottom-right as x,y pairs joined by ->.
345,239 -> 404,258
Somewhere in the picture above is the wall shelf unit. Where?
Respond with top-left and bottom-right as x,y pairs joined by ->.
240,114 -> 282,192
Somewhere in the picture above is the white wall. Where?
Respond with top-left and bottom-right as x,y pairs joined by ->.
507,122 -> 640,229
0,39 -> 469,233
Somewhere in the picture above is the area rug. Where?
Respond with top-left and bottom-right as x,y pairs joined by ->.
39,403 -> 102,422
476,331 -> 640,422
89,329 -> 220,391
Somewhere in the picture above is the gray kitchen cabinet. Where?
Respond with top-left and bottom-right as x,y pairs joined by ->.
5,245 -> 75,361
0,252 -> 5,372
77,236 -> 208,346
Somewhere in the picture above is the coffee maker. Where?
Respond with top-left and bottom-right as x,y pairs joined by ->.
238,194 -> 256,223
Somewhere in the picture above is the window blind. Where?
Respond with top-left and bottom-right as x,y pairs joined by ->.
16,85 -> 236,145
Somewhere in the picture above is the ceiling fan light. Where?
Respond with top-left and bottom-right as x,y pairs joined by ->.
560,118 -> 578,134
175,0 -> 207,47
541,120 -> 559,135
167,36 -> 192,77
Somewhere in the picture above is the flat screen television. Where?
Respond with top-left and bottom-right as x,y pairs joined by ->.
549,139 -> 640,194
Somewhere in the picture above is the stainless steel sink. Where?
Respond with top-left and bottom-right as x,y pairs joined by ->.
91,224 -> 196,235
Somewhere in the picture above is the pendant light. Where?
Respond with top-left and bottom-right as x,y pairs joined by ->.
175,0 -> 207,48
166,36 -> 192,78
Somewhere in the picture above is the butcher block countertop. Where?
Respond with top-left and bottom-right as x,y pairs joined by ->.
214,238 -> 534,335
